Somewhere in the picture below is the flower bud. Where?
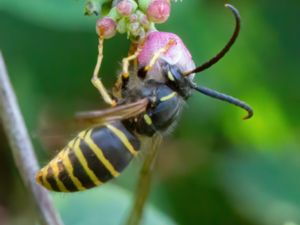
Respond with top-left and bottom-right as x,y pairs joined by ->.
116,0 -> 137,16
84,0 -> 101,16
128,22 -> 141,37
136,10 -> 151,29
129,13 -> 138,23
138,0 -> 151,12
116,18 -> 127,33
147,0 -> 170,23
96,17 -> 117,39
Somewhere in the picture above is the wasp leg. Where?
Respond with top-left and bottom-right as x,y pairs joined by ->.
126,134 -> 162,225
121,45 -> 143,79
144,39 -> 176,72
113,43 -> 144,97
92,36 -> 117,107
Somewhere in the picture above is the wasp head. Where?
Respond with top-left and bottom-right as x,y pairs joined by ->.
161,61 -> 194,99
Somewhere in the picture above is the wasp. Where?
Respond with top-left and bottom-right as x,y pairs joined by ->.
36,4 -> 252,195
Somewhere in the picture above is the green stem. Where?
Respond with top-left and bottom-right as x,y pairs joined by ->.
126,134 -> 162,225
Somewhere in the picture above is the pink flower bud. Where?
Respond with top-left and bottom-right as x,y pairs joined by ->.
147,0 -> 170,23
116,0 -> 137,16
96,17 -> 117,39
138,31 -> 195,78
130,14 -> 138,23
137,11 -> 150,28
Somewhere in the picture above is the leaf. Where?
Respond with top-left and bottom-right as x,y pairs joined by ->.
53,184 -> 177,225
0,0 -> 99,31
216,151 -> 300,225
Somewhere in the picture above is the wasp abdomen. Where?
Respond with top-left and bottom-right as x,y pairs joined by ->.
36,121 -> 140,192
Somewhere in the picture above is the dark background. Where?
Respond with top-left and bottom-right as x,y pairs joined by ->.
1,0 -> 300,224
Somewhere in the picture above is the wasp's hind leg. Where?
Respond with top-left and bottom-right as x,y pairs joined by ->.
92,35 -> 117,107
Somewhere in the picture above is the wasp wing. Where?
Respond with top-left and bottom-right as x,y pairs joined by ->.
75,98 -> 149,126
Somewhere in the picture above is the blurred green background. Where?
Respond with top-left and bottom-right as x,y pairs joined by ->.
1,0 -> 300,225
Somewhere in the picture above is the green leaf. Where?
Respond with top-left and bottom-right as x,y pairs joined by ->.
217,152 -> 300,225
0,0 -> 97,31
53,184 -> 177,225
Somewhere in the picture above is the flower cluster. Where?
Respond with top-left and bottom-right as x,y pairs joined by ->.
89,0 -> 173,40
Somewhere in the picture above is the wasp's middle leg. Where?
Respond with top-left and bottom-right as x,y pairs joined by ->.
121,45 -> 143,79
92,35 -> 116,107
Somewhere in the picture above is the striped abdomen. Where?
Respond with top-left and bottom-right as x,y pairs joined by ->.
36,121 -> 140,192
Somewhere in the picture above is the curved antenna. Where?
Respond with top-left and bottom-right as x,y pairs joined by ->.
184,4 -> 241,76
192,85 -> 253,120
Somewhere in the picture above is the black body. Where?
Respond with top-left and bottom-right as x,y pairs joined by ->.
122,63 -> 192,137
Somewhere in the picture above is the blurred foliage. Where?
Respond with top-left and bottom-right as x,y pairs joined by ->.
53,184 -> 176,225
217,152 -> 300,225
0,0 -> 300,225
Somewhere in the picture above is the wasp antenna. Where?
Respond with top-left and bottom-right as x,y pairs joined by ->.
193,85 -> 253,120
184,4 -> 241,76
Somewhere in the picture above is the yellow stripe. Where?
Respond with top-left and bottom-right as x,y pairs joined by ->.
50,161 -> 69,192
41,168 -> 53,190
62,147 -> 85,191
68,138 -> 76,149
160,92 -> 177,102
71,137 -> 102,186
78,129 -> 120,177
143,114 -> 152,125
167,71 -> 175,81
106,124 -> 138,156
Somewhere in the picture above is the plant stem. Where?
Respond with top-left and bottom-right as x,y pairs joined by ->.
126,134 -> 162,225
0,52 -> 64,225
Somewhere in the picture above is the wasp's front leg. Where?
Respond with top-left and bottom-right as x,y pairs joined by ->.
92,35 -> 117,107
144,38 -> 176,73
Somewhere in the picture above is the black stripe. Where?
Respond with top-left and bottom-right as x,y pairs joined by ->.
117,122 -> 141,151
57,160 -> 78,192
91,122 -> 139,173
152,92 -> 181,130
79,138 -> 113,182
135,114 -> 156,136
68,146 -> 95,189
46,166 -> 60,191
37,173 -> 43,184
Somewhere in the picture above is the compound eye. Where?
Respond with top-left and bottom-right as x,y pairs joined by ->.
138,67 -> 147,79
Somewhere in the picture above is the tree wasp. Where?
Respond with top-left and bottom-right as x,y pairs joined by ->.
36,3 -> 253,224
